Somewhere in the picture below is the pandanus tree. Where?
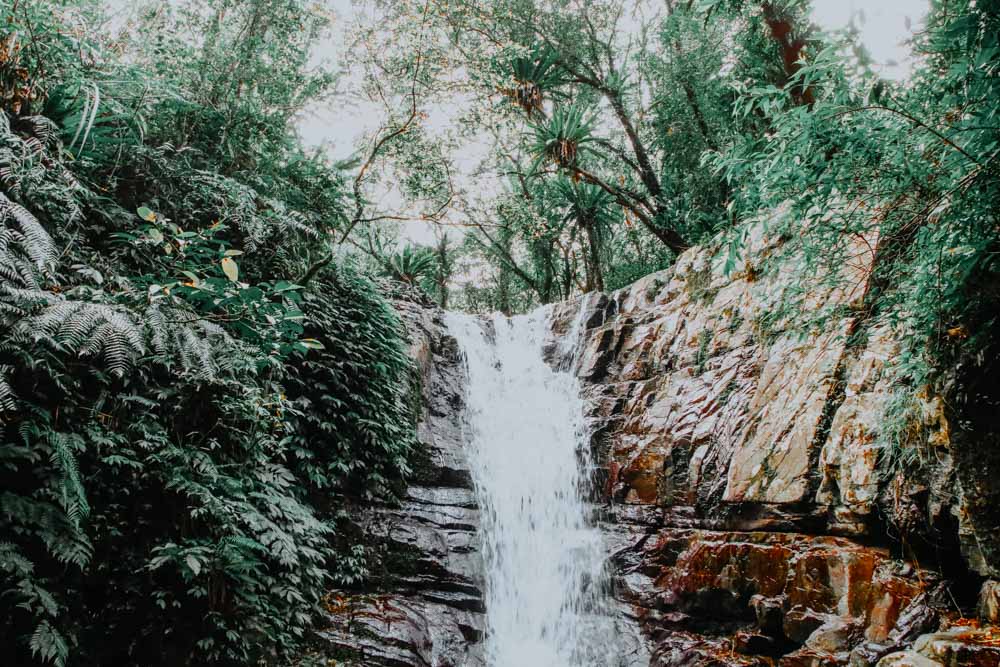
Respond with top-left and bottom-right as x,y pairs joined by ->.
528,105 -> 599,172
502,46 -> 565,117
554,178 -> 616,292
382,244 -> 438,287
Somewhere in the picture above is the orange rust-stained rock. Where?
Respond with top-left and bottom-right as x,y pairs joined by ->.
779,647 -> 842,667
621,447 -> 668,504
865,571 -> 926,643
622,529 -> 944,666
659,535 -> 794,599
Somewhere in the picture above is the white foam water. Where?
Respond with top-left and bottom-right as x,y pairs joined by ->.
445,305 -> 619,667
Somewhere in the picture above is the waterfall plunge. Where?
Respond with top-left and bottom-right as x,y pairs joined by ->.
446,303 -> 621,667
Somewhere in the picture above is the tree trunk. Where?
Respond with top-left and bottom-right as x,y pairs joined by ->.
582,219 -> 605,292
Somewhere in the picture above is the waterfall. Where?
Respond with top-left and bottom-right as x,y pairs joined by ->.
446,305 -> 620,667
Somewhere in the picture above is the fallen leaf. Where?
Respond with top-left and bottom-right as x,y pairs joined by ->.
221,256 -> 239,282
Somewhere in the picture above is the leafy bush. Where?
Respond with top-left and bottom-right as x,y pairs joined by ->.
285,265 -> 416,503
0,1 -> 417,665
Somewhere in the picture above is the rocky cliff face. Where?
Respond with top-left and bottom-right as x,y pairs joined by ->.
318,301 -> 486,666
318,225 -> 1000,666
549,224 -> 1000,666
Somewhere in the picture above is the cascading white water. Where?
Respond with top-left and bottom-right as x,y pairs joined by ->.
446,304 -> 619,667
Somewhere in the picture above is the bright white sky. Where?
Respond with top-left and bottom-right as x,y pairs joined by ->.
811,0 -> 928,80
296,0 -> 366,161
300,0 -> 930,158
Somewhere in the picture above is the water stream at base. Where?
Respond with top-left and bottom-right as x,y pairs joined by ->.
446,303 -> 620,667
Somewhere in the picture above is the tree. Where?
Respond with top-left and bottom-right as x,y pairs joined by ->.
345,0 -> 772,310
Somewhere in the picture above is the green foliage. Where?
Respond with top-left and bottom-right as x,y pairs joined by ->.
285,264 -> 416,503
553,178 -> 615,224
382,244 -> 438,287
553,178 -> 617,291
499,45 -> 566,116
0,1 -> 416,665
411,0 -> 766,310
529,105 -> 599,172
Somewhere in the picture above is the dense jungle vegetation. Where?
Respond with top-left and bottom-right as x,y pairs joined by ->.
1,0 -> 998,664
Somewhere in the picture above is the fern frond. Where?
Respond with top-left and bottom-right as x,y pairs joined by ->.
143,305 -> 238,380
15,300 -> 144,376
272,204 -> 319,239
0,239 -> 44,289
0,192 -> 57,274
178,324 -> 216,380
0,542 -> 34,576
185,171 -> 320,251
29,620 -> 69,667
47,432 -> 90,525
0,285 -> 55,320
18,116 -> 60,145
0,364 -> 16,411
1,488 -> 94,568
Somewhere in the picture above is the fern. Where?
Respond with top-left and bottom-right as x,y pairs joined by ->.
0,364 -> 15,411
0,109 -> 86,226
0,489 -> 93,569
0,192 -> 56,279
47,432 -> 90,525
0,542 -> 35,576
184,171 -> 321,252
0,235 -> 43,289
144,305 -> 249,380
0,284 -> 55,320
29,621 -> 69,667
14,300 -> 145,377
17,115 -> 60,145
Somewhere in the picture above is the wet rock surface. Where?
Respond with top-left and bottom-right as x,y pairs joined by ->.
318,301 -> 486,666
550,224 -> 1000,666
